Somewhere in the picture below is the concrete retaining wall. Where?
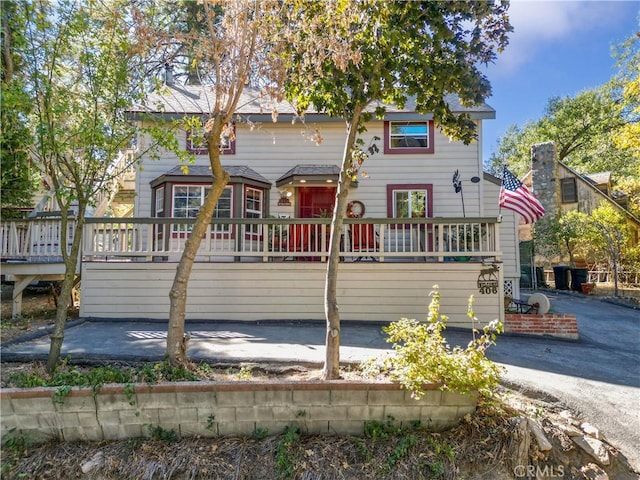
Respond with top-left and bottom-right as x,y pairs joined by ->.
0,381 -> 477,443
504,313 -> 578,340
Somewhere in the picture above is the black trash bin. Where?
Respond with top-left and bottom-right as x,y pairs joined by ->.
535,266 -> 545,288
520,266 -> 532,288
553,266 -> 570,290
571,268 -> 589,291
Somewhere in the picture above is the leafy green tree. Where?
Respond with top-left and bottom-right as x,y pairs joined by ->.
580,203 -> 633,297
488,88 -> 634,178
281,0 -> 511,378
129,0 -> 210,86
1,1 -> 37,218
485,123 -> 541,177
534,210 -> 588,267
613,176 -> 640,218
610,32 -> 640,168
22,0 -> 164,372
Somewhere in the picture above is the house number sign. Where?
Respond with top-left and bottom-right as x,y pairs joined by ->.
477,264 -> 499,295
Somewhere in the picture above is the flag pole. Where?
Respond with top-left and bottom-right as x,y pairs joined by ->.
497,165 -> 505,220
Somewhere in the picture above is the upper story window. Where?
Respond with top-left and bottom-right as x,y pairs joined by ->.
561,178 -> 577,203
384,121 -> 435,154
387,184 -> 433,218
186,122 -> 236,155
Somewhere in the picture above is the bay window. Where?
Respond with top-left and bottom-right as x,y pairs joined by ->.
245,187 -> 263,237
172,185 -> 232,233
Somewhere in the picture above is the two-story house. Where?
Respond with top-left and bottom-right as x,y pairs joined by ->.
2,84 -> 520,327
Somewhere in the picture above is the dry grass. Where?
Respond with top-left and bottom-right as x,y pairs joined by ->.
1,284 -> 78,344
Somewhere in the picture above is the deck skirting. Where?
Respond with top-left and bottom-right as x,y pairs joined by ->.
81,261 -> 505,327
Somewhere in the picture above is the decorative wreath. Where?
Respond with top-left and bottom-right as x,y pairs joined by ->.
346,200 -> 365,218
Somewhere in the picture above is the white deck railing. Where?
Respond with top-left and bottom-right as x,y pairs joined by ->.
0,217 -> 75,262
1,217 -> 502,263
80,217 -> 500,263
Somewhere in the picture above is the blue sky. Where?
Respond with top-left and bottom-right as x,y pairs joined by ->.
481,0 -> 639,163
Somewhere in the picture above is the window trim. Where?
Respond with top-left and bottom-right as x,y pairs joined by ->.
155,186 -> 164,216
244,186 -> 264,239
186,122 -> 236,155
561,177 -> 577,203
383,121 -> 435,154
386,184 -> 433,218
170,184 -> 234,236
171,184 -> 208,220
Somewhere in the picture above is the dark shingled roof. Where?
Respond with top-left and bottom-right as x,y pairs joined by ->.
584,172 -> 611,186
161,165 -> 271,186
278,164 -> 341,179
275,164 -> 341,187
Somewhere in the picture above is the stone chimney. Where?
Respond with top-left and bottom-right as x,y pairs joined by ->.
531,142 -> 558,220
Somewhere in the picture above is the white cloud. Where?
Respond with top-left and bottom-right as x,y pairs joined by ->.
490,0 -> 635,76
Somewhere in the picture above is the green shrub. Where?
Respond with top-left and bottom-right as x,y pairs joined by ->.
9,360 -> 199,392
1,428 -> 30,476
251,427 -> 269,439
363,286 -> 504,397
146,424 -> 178,442
275,425 -> 301,479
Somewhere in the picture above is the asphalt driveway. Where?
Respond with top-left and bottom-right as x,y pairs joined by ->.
1,289 -> 639,471
488,290 -> 639,472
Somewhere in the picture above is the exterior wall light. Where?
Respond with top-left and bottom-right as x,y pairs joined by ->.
278,189 -> 293,206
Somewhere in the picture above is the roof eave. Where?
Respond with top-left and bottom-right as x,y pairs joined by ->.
128,109 -> 495,123
150,173 -> 271,189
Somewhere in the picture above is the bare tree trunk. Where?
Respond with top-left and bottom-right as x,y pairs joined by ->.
323,108 -> 362,380
565,239 -> 575,268
597,222 -> 621,298
166,118 -> 229,367
46,209 -> 84,373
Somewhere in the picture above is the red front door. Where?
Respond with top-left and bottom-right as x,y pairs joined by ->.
297,187 -> 336,218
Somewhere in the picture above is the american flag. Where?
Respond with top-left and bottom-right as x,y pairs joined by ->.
499,167 -> 545,223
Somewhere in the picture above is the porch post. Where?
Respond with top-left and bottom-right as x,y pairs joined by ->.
11,275 -> 36,319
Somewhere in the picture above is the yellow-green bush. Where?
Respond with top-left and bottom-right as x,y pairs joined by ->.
363,286 -> 504,398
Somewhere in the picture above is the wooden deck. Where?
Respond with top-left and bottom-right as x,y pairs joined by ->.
2,217 -> 505,322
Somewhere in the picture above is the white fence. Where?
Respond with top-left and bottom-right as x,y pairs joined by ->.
543,268 -> 640,287
0,217 -> 74,262
79,217 -> 501,263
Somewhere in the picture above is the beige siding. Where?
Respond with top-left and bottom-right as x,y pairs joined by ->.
123,117 -> 512,324
482,181 -> 519,276
81,262 -> 503,327
135,120 -> 485,220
